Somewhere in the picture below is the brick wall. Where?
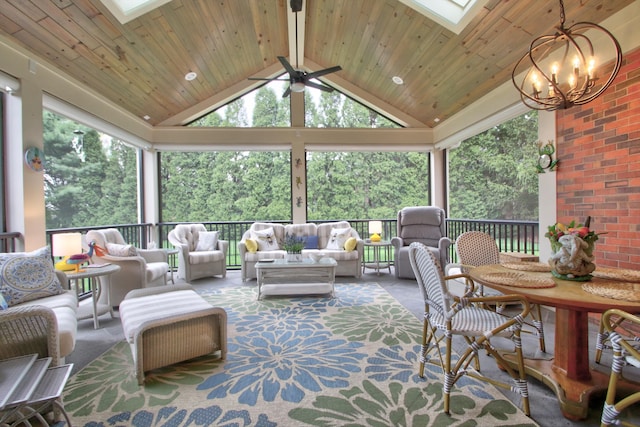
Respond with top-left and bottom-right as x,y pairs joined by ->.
556,47 -> 640,269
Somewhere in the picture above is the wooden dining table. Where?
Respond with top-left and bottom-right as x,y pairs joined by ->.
468,263 -> 640,421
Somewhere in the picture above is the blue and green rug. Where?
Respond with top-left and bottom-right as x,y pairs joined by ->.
63,283 -> 537,426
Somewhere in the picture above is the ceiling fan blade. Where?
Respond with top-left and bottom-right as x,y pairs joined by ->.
247,77 -> 290,81
306,65 -> 342,80
278,56 -> 298,76
304,80 -> 334,93
282,86 -> 292,98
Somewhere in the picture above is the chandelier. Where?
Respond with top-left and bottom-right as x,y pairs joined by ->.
511,0 -> 622,111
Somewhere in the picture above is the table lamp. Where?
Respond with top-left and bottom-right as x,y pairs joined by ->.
52,232 -> 83,272
369,221 -> 382,242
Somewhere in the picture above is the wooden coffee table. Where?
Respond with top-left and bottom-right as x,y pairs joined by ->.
255,258 -> 337,299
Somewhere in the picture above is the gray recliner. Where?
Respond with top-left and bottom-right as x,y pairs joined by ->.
391,206 -> 451,279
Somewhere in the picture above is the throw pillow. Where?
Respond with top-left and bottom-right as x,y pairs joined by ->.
106,243 -> 137,257
326,228 -> 351,250
245,238 -> 258,253
304,235 -> 319,249
251,227 -> 280,251
0,246 -> 65,307
344,237 -> 357,252
195,230 -> 219,251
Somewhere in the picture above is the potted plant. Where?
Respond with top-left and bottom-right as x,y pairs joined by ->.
282,233 -> 305,262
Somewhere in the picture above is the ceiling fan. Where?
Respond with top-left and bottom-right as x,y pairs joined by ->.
248,0 -> 342,97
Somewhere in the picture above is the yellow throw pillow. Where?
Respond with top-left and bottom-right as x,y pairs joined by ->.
344,237 -> 357,252
245,238 -> 258,253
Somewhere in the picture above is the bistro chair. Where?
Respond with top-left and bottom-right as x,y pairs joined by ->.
451,231 -> 547,353
600,309 -> 640,426
408,242 -> 532,416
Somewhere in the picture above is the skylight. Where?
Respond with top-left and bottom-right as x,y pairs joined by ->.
100,0 -> 171,24
398,0 -> 487,34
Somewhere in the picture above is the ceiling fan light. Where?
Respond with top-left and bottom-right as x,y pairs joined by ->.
291,81 -> 305,92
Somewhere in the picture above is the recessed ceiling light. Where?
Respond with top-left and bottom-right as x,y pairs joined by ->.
392,76 -> 404,85
143,115 -> 151,121
434,117 -> 440,123
185,71 -> 197,81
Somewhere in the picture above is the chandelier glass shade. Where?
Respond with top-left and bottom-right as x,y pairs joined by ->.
512,0 -> 622,111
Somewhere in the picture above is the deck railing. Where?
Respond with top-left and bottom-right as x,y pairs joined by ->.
42,218 -> 538,291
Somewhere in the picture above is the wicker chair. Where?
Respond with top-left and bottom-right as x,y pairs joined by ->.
408,241 -> 531,416
451,231 -> 547,353
168,224 -> 228,283
600,309 -> 640,426
0,305 -> 60,365
86,228 -> 169,307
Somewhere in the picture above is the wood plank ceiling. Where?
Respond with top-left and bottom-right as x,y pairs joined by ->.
0,0 -> 634,127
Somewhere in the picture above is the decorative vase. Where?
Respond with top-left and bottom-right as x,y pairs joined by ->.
548,234 -> 596,281
286,252 -> 302,262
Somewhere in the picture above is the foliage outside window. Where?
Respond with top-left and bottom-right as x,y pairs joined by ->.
448,111 -> 539,221
189,79 -> 399,128
43,111 -> 138,228
161,151 -> 291,222
306,151 -> 430,221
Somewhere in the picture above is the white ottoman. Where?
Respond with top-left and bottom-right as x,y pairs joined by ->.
119,284 -> 227,384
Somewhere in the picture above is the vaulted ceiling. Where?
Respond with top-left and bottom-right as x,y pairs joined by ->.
0,0 -> 635,128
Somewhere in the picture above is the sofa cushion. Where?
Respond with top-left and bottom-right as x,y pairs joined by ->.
344,237 -> 357,251
106,242 -> 137,257
188,250 -> 225,265
304,235 -> 319,249
119,289 -> 213,342
245,238 -> 258,253
252,227 -> 279,251
0,246 -> 65,307
52,305 -> 78,358
20,290 -> 78,311
326,227 -> 351,250
400,206 -> 444,226
195,231 -> 218,251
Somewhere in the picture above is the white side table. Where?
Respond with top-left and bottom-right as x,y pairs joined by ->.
363,241 -> 392,275
166,248 -> 179,284
64,263 -> 121,329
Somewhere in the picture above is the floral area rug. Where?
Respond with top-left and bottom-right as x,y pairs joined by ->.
63,283 -> 538,426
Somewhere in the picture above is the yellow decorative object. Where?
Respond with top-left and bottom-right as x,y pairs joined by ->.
245,238 -> 258,253
368,220 -> 382,242
55,256 -> 76,271
344,237 -> 357,251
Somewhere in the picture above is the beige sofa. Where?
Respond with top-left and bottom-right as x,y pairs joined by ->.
238,221 -> 363,281
0,247 -> 77,366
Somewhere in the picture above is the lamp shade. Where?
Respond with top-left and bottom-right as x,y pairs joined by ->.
52,232 -> 82,257
368,221 -> 382,235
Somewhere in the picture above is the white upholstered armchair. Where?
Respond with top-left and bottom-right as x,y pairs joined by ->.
85,228 -> 169,307
168,224 -> 228,283
391,206 -> 451,279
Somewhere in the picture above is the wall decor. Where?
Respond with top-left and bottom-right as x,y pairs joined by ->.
536,140 -> 558,173
24,147 -> 44,172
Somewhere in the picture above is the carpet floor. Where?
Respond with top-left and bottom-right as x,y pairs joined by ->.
63,283 -> 537,426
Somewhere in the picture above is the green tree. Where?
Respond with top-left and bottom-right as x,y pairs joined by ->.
448,111 -> 539,220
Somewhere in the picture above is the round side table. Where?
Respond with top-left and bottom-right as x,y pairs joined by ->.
362,240 -> 392,275
64,263 -> 120,329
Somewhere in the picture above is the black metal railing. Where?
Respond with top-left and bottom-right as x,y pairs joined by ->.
446,219 -> 539,263
44,218 -> 539,285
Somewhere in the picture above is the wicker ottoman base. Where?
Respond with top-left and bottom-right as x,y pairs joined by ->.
119,284 -> 227,385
